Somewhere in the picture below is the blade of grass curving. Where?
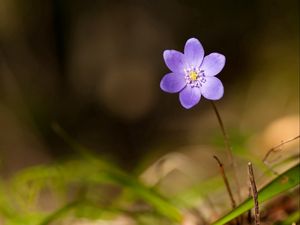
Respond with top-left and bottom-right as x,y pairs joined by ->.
52,123 -> 182,222
171,174 -> 227,208
10,157 -> 182,222
39,200 -> 83,225
101,168 -> 182,221
39,198 -> 174,225
212,163 -> 300,225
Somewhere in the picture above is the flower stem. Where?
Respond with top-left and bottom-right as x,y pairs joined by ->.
210,101 -> 241,203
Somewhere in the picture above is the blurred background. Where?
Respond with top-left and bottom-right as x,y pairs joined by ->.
0,0 -> 298,186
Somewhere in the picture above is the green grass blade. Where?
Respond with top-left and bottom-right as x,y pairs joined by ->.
98,167 -> 182,222
212,163 -> 300,225
172,175 -> 223,207
39,201 -> 80,225
51,124 -> 182,222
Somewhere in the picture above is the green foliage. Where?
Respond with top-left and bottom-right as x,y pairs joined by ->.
4,156 -> 182,225
0,126 -> 182,225
211,163 -> 300,225
0,126 -> 298,225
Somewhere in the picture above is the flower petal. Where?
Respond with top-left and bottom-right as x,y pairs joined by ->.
200,77 -> 224,100
163,50 -> 185,73
179,86 -> 201,109
200,53 -> 225,76
184,38 -> 204,68
160,73 -> 186,93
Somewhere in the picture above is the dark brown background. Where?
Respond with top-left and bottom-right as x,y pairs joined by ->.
0,0 -> 298,174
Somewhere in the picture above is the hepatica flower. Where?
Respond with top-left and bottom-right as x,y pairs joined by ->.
160,38 -> 225,109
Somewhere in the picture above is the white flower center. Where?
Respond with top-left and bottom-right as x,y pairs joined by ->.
184,68 -> 206,88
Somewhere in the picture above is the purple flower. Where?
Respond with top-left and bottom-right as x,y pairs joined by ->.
160,38 -> 225,109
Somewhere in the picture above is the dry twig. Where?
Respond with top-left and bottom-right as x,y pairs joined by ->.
248,162 -> 260,225
263,135 -> 300,163
213,155 -> 236,209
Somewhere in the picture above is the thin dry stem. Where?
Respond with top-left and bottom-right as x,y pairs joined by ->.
210,101 -> 241,203
262,135 -> 300,163
213,155 -> 236,209
248,162 -> 260,225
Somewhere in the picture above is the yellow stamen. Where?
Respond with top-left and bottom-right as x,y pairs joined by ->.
189,71 -> 198,81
